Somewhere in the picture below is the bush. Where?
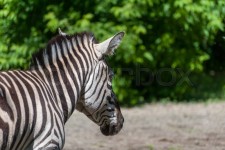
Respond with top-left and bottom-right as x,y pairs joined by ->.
0,0 -> 225,106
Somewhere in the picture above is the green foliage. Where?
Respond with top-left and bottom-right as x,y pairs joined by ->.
0,0 -> 225,106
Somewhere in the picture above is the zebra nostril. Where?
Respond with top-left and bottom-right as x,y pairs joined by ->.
121,117 -> 124,124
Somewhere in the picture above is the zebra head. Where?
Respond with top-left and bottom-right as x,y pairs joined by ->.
77,32 -> 125,136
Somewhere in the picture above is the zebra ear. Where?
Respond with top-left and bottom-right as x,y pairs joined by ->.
95,32 -> 125,57
58,28 -> 67,36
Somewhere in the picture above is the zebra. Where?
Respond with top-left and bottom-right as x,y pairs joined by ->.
0,29 -> 125,150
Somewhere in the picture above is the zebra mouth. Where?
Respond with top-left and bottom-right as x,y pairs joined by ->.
100,125 -> 116,136
100,124 -> 122,136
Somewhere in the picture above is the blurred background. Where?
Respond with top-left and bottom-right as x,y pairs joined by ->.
1,0 -> 225,106
1,1 -> 225,149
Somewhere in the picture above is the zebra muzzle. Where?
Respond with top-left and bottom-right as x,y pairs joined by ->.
100,122 -> 123,136
100,124 -> 115,136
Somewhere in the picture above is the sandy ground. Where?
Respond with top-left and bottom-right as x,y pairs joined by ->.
64,102 -> 225,150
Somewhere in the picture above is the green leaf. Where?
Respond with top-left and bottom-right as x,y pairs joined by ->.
144,52 -> 154,62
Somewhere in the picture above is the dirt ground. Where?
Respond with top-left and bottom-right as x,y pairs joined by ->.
64,102 -> 225,150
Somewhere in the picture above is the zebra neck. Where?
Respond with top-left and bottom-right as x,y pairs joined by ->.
30,33 -> 96,122
31,66 -> 84,123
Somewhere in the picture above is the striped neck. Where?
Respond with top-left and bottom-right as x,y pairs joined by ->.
30,33 -> 98,122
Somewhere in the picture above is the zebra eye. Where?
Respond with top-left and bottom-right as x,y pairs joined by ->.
109,71 -> 114,80
107,96 -> 115,105
109,74 -> 114,81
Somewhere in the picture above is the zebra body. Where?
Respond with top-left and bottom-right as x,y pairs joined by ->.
0,31 -> 124,149
0,70 -> 65,149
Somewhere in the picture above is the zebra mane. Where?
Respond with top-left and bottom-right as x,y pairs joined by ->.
30,32 -> 97,69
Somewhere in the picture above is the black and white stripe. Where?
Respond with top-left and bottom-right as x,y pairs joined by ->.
0,30 -> 124,149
